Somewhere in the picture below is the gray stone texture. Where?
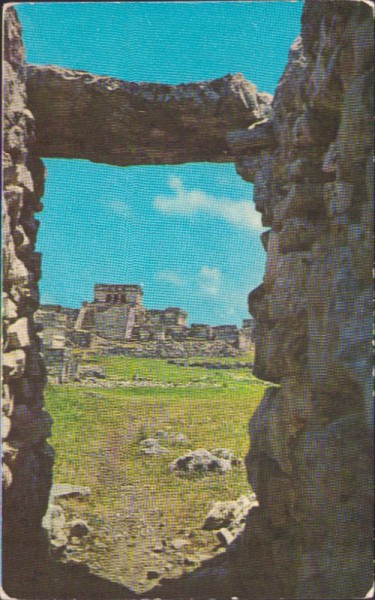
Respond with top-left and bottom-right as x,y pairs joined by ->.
229,1 -> 373,597
2,6 -> 54,581
26,65 -> 272,166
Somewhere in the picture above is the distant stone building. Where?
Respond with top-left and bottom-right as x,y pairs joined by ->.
189,324 -> 213,340
137,307 -> 188,342
36,284 -> 254,376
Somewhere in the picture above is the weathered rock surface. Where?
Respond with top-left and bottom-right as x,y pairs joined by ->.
50,483 -> 92,501
67,519 -> 91,539
169,449 -> 234,476
140,438 -> 170,456
203,494 -> 258,533
26,65 -> 271,166
229,1 -> 373,598
2,7 -> 54,587
42,503 -> 68,551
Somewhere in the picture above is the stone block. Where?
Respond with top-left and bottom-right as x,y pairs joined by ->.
2,414 -> 12,440
216,528 -> 235,546
26,64 -> 271,165
5,124 -> 26,153
3,349 -> 26,381
227,121 -> 275,153
11,404 -> 32,430
25,252 -> 42,280
234,154 -> 259,183
261,252 -> 310,321
2,384 -> 14,417
15,164 -> 34,192
42,504 -> 68,550
13,224 -> 31,254
15,409 -> 53,446
2,442 -> 19,466
247,380 -> 312,480
278,218 -> 324,254
3,185 -> 24,217
6,317 -> 30,350
324,181 -> 354,217
2,463 -> 13,489
337,73 -> 373,180
251,317 -> 308,383
3,294 -> 18,321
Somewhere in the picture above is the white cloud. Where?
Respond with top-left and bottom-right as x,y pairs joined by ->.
197,266 -> 222,296
155,270 -> 185,287
154,177 -> 263,231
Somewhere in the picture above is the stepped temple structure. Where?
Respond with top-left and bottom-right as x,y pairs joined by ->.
2,3 -> 373,598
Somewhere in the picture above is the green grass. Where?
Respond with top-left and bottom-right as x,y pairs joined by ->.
79,352 -> 255,385
45,354 -> 266,587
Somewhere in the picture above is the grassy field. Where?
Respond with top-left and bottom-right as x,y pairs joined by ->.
45,354 -> 267,591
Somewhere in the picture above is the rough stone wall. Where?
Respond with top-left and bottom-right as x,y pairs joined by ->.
3,3 -> 373,598
229,2 -> 373,598
2,5 -> 54,575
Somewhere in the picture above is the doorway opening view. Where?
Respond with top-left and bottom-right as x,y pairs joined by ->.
11,2 -> 303,598
32,160 -> 267,597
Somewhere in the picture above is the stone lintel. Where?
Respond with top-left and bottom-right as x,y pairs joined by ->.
26,64 -> 272,166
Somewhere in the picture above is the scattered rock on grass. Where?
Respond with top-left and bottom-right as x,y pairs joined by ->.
203,493 -> 259,545
202,500 -> 239,530
170,432 -> 190,445
210,448 -> 243,466
171,538 -> 190,550
155,430 -> 190,445
169,448 -> 233,476
140,438 -> 169,455
51,483 -> 92,500
78,366 -> 106,380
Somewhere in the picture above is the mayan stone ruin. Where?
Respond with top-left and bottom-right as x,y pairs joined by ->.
2,2 -> 373,599
35,284 -> 254,381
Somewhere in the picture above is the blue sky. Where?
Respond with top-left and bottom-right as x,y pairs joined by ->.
17,2 -> 303,326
